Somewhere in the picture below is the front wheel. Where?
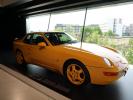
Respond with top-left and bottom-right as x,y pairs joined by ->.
64,61 -> 90,87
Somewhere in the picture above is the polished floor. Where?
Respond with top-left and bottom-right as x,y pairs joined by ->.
0,50 -> 133,100
0,64 -> 69,100
0,68 -> 53,100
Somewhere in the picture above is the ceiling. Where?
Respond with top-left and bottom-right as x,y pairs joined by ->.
1,0 -> 133,16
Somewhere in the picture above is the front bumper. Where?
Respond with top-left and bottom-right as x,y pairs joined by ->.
88,66 -> 128,85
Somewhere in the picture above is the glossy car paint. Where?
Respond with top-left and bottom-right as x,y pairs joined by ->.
13,32 -> 128,85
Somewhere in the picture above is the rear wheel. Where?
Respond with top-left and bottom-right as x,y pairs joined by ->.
16,50 -> 26,66
64,60 -> 90,87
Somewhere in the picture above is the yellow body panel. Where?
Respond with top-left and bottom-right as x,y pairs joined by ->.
13,32 -> 128,85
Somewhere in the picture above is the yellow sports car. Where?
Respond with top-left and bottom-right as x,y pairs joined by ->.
13,32 -> 128,86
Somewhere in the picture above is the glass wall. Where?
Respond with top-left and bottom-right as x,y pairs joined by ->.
84,4 -> 133,64
48,10 -> 85,41
26,4 -> 133,64
26,14 -> 50,33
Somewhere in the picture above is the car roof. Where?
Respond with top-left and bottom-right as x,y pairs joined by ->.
28,32 -> 64,34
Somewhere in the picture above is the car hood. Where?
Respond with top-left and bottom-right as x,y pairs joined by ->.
65,42 -> 128,64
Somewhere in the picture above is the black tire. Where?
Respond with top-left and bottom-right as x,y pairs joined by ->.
16,50 -> 26,66
64,60 -> 90,87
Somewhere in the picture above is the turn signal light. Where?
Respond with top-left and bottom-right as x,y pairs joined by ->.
103,72 -> 118,76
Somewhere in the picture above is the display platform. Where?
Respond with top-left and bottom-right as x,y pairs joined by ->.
0,50 -> 133,100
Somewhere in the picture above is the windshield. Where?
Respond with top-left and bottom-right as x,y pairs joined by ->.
44,32 -> 78,45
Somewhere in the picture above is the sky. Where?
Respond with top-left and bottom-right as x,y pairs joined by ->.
86,3 -> 133,25
26,2 -> 133,32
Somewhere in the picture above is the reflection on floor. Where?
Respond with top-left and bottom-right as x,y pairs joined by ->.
0,50 -> 133,100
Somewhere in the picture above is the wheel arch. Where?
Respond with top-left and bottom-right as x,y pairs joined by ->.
15,48 -> 26,62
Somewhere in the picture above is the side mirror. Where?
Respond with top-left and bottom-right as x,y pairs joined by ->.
38,42 -> 46,48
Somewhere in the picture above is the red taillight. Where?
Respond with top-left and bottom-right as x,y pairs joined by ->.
103,72 -> 118,76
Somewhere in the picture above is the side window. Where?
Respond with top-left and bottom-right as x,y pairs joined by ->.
32,34 -> 47,45
57,33 -> 71,43
44,33 -> 59,45
23,34 -> 32,44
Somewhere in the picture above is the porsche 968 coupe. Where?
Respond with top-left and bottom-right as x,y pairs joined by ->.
13,32 -> 128,86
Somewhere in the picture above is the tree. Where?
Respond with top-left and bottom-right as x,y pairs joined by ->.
81,25 -> 102,43
104,30 -> 115,37
80,25 -> 102,41
83,25 -> 102,35
54,27 -> 63,32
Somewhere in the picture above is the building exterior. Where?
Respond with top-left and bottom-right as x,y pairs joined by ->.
55,18 -> 124,37
100,18 -> 123,36
113,18 -> 123,36
55,24 -> 82,33
122,24 -> 133,36
55,24 -> 82,39
100,22 -> 113,33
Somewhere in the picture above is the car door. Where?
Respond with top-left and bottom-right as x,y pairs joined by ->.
22,34 -> 34,62
29,34 -> 59,70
